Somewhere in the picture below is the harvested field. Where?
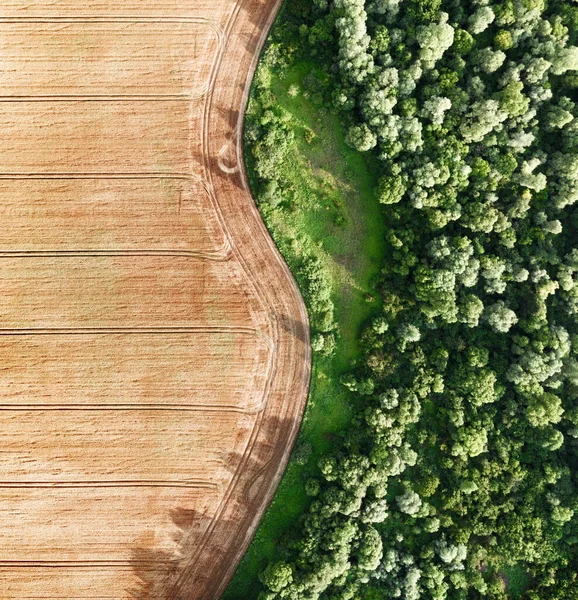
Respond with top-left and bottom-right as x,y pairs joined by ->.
0,179 -> 228,255
0,1 -> 309,598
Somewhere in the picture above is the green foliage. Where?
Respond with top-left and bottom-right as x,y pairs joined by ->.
406,0 -> 442,23
376,170 -> 406,205
452,28 -> 474,55
346,123 -> 377,152
259,562 -> 294,593
494,29 -> 514,51
230,0 -> 578,597
495,81 -> 531,118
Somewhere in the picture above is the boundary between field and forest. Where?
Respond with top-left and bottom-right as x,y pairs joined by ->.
224,2 -> 386,596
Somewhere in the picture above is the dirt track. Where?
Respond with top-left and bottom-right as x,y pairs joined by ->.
0,1 -> 310,598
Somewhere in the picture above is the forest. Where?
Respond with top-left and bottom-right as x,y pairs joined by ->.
232,0 -> 578,598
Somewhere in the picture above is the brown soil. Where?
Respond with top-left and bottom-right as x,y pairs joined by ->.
0,1 -> 309,598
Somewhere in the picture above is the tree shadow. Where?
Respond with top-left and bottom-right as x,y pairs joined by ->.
277,312 -> 309,346
236,0 -> 284,50
127,508 -> 208,600
128,415 -> 304,599
206,104 -> 247,192
214,105 -> 240,132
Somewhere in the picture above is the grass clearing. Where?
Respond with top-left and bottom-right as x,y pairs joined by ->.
501,564 -> 531,598
224,58 -> 386,598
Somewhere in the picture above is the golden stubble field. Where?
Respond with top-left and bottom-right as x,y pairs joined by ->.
0,1 -> 310,598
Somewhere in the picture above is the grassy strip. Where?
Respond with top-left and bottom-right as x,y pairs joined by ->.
223,58 -> 386,599
500,565 -> 531,598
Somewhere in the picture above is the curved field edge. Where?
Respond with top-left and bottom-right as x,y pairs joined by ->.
223,5 -> 387,597
162,1 -> 312,597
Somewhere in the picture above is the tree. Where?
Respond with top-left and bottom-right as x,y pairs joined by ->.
453,28 -> 474,55
461,201 -> 500,233
436,539 -> 468,570
536,427 -> 565,451
474,47 -> 506,73
376,169 -> 407,204
552,46 -> 578,75
526,393 -> 564,427
421,96 -> 452,124
346,123 -> 377,151
451,424 -> 488,458
398,323 -> 421,344
460,100 -> 507,143
355,525 -> 383,570
396,489 -> 422,515
468,6 -> 495,35
416,18 -> 455,67
333,0 -> 374,83
516,159 -> 547,193
361,498 -> 389,523
406,0 -> 441,22
494,29 -> 513,51
372,316 -> 389,334
544,104 -> 574,130
458,294 -> 484,327
260,561 -> 294,593
485,301 -> 518,333
405,567 -> 422,600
